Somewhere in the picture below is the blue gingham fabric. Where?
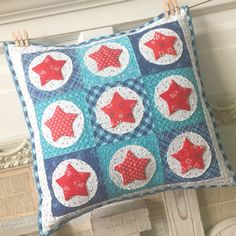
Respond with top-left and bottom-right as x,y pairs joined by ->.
85,79 -> 154,145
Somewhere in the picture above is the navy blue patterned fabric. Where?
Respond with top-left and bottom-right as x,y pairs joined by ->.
157,122 -> 221,184
21,49 -> 83,104
129,21 -> 192,76
44,147 -> 108,217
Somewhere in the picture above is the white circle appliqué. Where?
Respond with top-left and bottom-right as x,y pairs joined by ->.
95,87 -> 144,134
155,75 -> 198,121
139,28 -> 183,65
42,100 -> 84,148
109,145 -> 156,190
29,52 -> 73,91
52,159 -> 98,207
84,43 -> 130,77
167,132 -> 212,178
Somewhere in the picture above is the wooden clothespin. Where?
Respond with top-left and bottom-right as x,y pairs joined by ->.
162,0 -> 180,19
162,0 -> 170,19
168,0 -> 175,16
173,0 -> 180,15
12,30 -> 29,47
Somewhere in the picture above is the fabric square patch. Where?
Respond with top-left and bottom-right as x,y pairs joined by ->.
129,21 -> 192,76
35,90 -> 95,159
77,36 -> 141,89
21,49 -> 83,103
142,67 -> 205,132
44,147 -> 108,217
97,134 -> 164,198
4,7 -> 235,236
157,122 -> 221,184
86,78 -> 154,146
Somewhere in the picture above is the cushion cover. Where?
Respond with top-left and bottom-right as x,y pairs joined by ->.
4,6 -> 236,236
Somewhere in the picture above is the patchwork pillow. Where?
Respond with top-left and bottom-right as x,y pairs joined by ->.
4,6 -> 236,236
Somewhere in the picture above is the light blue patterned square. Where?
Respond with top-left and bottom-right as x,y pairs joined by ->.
142,67 -> 205,132
35,90 -> 95,159
77,36 -> 141,89
97,134 -> 164,199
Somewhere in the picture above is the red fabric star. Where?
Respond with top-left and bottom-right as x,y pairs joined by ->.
56,164 -> 91,201
160,80 -> 192,115
144,32 -> 177,60
32,55 -> 66,86
45,106 -> 78,142
101,92 -> 137,128
115,150 -> 150,185
89,45 -> 123,71
172,138 -> 206,174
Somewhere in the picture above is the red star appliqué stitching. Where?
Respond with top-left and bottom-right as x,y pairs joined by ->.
45,106 -> 78,142
160,79 -> 192,115
56,164 -> 91,200
144,32 -> 177,60
88,45 -> 123,71
101,92 -> 138,128
32,55 -> 66,86
172,138 -> 206,173
114,150 -> 150,185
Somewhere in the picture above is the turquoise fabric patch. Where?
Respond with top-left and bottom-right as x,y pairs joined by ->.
77,36 -> 141,89
142,67 -> 205,132
97,133 -> 164,198
35,90 -> 95,159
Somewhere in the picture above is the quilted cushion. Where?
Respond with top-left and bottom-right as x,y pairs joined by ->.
4,6 -> 236,236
